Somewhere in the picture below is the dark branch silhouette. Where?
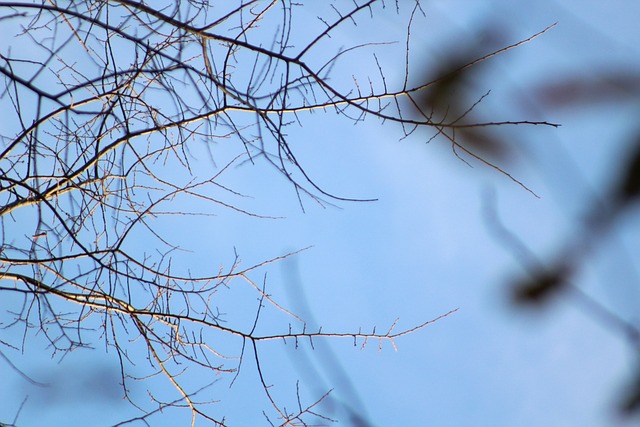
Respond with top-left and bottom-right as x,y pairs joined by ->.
0,1 -> 552,425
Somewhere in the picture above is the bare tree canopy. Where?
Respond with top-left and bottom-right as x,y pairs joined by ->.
6,1 -> 637,426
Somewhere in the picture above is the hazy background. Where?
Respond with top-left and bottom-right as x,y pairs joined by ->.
2,1 -> 640,426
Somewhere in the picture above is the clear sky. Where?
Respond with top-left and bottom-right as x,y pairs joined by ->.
1,1 -> 640,426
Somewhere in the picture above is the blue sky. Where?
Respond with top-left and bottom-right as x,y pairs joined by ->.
2,1 -> 640,426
